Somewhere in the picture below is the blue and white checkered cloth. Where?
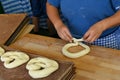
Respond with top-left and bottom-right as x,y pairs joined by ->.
90,27 -> 120,50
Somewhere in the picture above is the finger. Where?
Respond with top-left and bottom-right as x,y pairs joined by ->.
59,30 -> 71,42
59,33 -> 68,41
61,32 -> 71,42
83,32 -> 90,42
90,35 -> 99,43
83,31 -> 90,40
89,37 -> 96,43
64,31 -> 73,42
85,33 -> 95,43
88,34 -> 99,43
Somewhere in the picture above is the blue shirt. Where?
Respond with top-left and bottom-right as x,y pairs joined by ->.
48,0 -> 120,38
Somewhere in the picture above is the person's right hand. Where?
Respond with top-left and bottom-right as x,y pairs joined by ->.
55,24 -> 73,42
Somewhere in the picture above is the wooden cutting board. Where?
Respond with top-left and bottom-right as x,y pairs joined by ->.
0,14 -> 28,45
0,46 -> 75,80
10,34 -> 120,80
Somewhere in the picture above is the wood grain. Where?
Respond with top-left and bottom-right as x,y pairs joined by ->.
0,14 -> 28,44
0,47 -> 75,80
10,34 -> 120,80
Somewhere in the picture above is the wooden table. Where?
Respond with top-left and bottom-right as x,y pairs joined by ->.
10,34 -> 120,80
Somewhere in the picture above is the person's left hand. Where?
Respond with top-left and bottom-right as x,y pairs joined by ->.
83,22 -> 105,43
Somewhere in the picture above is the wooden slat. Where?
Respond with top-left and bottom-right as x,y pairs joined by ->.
11,24 -> 34,44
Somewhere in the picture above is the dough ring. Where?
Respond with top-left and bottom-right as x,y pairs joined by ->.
62,38 -> 90,58
0,46 -> 5,56
1,51 -> 29,68
26,57 -> 59,79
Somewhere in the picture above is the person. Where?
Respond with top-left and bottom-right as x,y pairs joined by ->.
30,0 -> 47,33
30,0 -> 58,37
46,0 -> 120,49
0,0 -> 32,17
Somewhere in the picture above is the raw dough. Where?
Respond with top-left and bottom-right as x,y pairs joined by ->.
62,38 -> 90,58
1,51 -> 29,68
26,57 -> 59,79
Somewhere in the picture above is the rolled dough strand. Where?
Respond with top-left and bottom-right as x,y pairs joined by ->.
26,58 -> 45,71
26,57 -> 59,79
1,51 -> 29,68
62,41 -> 90,58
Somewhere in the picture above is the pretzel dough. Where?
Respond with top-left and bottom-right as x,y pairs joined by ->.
0,47 -> 5,56
1,51 -> 29,68
62,42 -> 90,58
26,57 -> 59,79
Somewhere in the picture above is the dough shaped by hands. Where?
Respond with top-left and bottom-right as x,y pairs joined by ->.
0,47 -> 5,56
62,38 -> 90,58
26,57 -> 59,79
1,51 -> 29,68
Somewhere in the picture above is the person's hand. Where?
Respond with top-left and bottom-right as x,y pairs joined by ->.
55,24 -> 73,42
83,22 -> 105,43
